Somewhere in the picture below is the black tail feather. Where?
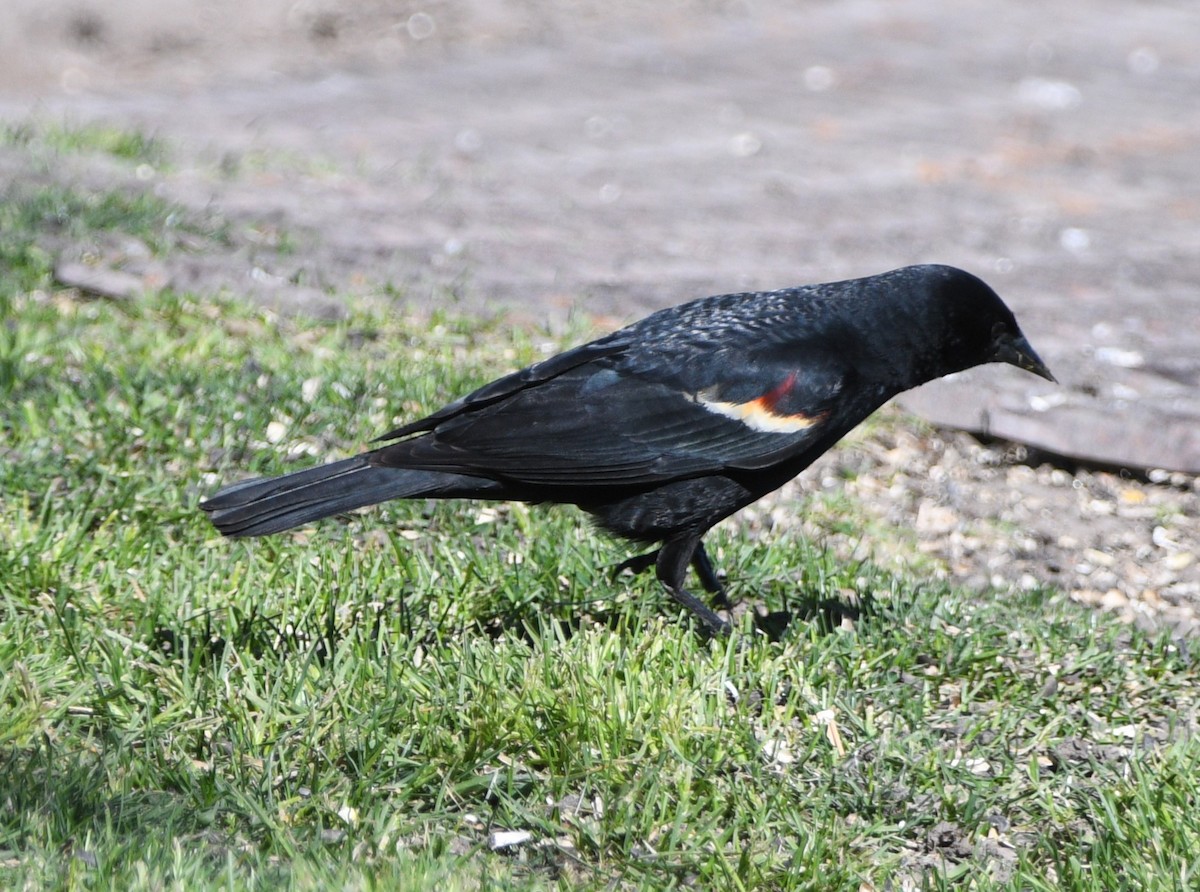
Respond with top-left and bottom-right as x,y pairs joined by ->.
201,456 -> 498,537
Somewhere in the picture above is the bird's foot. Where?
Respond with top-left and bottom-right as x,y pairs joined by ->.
665,585 -> 732,636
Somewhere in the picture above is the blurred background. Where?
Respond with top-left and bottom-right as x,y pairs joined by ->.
1,0 -> 1197,472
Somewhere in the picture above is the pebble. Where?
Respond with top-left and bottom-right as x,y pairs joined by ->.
742,424 -> 1200,636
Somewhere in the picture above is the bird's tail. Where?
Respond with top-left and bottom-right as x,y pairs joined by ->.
201,455 -> 498,537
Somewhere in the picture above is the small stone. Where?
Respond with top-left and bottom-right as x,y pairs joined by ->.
1165,552 -> 1194,571
1099,589 -> 1128,610
55,260 -> 150,300
489,830 -> 533,850
916,502 -> 959,535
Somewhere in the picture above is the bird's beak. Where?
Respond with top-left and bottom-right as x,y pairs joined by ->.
995,333 -> 1057,383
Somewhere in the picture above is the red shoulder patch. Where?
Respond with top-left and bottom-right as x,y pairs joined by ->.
696,372 -> 823,433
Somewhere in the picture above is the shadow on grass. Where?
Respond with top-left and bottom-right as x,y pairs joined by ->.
150,599 -> 397,667
768,586 -> 884,635
145,563 -> 891,664
471,583 -> 888,646
0,741 -> 238,880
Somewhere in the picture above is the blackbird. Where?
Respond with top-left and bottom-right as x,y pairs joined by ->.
202,264 -> 1054,633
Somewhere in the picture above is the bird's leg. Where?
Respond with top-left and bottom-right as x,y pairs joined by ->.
656,536 -> 731,635
614,543 -> 727,600
612,549 -> 658,579
689,542 -> 728,603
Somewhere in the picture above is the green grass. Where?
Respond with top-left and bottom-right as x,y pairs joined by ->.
2,126 -> 1200,890
3,288 -> 1199,891
0,119 -> 220,301
3,119 -> 168,167
0,181 -> 192,300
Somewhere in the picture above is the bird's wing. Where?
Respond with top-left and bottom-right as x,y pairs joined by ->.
374,333 -> 631,441
374,341 -> 854,487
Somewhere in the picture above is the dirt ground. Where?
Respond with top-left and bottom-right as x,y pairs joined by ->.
1,0 -> 1198,632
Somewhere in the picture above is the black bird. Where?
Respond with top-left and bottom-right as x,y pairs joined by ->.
202,265 -> 1054,633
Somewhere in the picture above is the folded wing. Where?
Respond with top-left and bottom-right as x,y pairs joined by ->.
373,344 -> 849,487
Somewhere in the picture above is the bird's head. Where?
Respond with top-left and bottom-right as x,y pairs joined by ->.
901,264 -> 1056,385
